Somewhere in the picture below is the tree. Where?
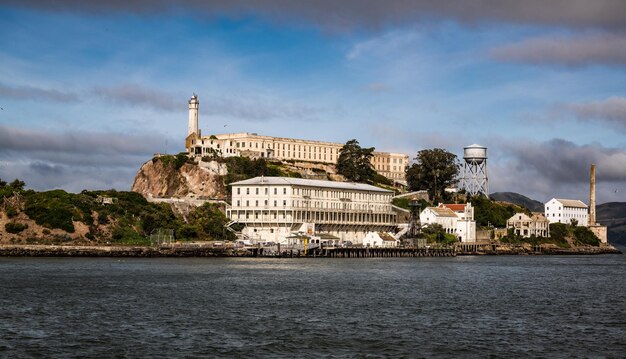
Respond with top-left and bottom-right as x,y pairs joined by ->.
336,139 -> 375,183
406,148 -> 460,202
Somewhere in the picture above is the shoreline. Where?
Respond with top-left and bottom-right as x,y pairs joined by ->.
0,244 -> 621,258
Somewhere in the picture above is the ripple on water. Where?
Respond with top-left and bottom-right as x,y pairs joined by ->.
0,255 -> 625,357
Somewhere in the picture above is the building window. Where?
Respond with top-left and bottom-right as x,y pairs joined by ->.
283,188 -> 287,195
283,200 -> 287,206
237,200 -> 240,206
246,188 -> 249,195
255,200 -> 258,207
237,188 -> 240,195
256,188 -> 259,195
246,200 -> 249,206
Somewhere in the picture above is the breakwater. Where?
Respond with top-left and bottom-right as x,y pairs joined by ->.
0,244 -> 620,257
0,245 -> 250,257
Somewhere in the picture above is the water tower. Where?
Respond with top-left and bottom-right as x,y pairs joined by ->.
461,144 -> 488,198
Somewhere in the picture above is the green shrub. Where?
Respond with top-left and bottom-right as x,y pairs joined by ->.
111,225 -> 148,245
176,224 -> 199,240
392,197 -> 410,209
573,226 -> 600,246
174,152 -> 189,169
6,207 -> 18,218
24,190 -> 78,232
471,196 -> 519,228
5,222 -> 28,234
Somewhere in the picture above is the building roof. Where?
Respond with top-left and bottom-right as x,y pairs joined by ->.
553,198 -> 588,208
425,207 -> 458,218
531,213 -> 549,222
378,232 -> 398,242
443,204 -> 466,211
229,176 -> 393,193
508,212 -> 550,223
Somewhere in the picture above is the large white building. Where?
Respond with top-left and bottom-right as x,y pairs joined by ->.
419,203 -> 476,243
544,198 -> 588,226
184,95 -> 409,181
226,177 -> 397,244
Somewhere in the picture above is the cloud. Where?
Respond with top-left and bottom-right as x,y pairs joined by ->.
0,82 -> 80,103
490,33 -> 626,67
203,95 -> 322,122
491,138 -> 626,203
0,124 -> 163,157
562,96 -> 626,129
0,125 -> 169,191
92,84 -> 180,112
6,1 -> 626,30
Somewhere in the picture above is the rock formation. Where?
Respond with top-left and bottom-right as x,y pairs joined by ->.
131,157 -> 227,199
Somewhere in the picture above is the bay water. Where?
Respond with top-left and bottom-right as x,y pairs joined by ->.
1,253 -> 625,358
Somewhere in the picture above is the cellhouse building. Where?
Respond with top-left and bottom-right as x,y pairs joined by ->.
226,177 -> 397,244
184,94 -> 409,182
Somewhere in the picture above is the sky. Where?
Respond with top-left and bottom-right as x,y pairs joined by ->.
1,1 -> 626,204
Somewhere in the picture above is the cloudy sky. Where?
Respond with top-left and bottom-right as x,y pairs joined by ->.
1,1 -> 626,204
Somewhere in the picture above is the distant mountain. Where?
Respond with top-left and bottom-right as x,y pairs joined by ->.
597,202 -> 626,245
489,192 -> 544,212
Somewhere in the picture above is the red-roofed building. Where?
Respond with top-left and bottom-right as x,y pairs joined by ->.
421,202 -> 476,242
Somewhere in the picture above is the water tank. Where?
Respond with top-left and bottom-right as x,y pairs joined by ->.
463,144 -> 487,164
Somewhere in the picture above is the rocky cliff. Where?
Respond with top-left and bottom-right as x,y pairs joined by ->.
131,156 -> 228,199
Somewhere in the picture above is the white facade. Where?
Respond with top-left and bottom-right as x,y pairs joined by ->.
506,212 -> 550,238
227,177 -> 396,244
188,94 -> 199,136
184,95 -> 408,181
362,232 -> 399,248
544,198 -> 588,226
419,203 -> 476,243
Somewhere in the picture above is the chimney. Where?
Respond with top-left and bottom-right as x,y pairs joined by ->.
589,163 -> 596,226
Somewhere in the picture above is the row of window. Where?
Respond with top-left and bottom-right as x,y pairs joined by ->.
372,157 -> 406,164
375,165 -> 406,172
234,186 -> 391,202
228,210 -> 395,223
546,206 -> 586,211
234,199 -> 390,211
237,187 -> 288,196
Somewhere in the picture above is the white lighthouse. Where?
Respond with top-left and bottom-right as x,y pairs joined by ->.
188,94 -> 199,136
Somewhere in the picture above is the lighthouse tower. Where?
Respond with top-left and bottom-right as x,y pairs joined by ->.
188,94 -> 199,136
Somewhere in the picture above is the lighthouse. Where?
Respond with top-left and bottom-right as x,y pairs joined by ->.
188,94 -> 199,136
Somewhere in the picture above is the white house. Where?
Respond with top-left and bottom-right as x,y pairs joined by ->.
544,198 -> 588,226
362,232 -> 400,248
506,212 -> 550,238
227,177 -> 397,245
419,203 -> 476,243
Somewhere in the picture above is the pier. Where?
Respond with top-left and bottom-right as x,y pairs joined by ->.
324,247 -> 456,258
247,246 -> 456,258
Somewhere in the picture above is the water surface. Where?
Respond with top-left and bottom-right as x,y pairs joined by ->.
1,254 -> 625,358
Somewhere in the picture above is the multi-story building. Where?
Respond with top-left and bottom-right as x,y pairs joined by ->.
506,212 -> 550,237
184,95 -> 409,181
226,177 -> 397,244
544,198 -> 588,226
419,203 -> 476,242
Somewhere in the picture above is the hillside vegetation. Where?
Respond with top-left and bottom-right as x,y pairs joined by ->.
0,179 -> 234,245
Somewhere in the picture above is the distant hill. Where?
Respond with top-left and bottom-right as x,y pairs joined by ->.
597,202 -> 626,245
489,192 -> 544,212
